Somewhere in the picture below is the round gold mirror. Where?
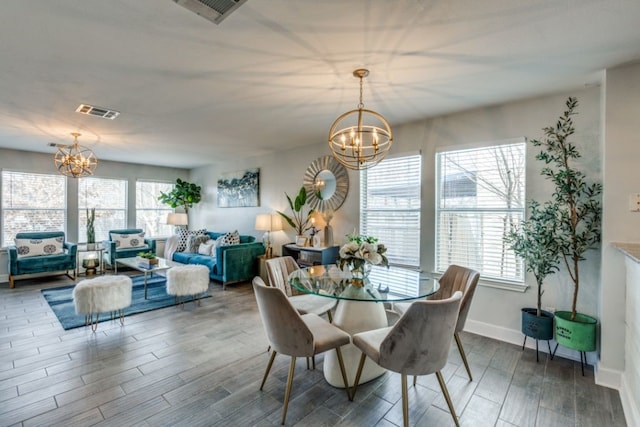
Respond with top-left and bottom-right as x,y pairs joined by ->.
303,155 -> 349,212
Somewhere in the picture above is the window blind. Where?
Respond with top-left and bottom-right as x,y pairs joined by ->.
435,142 -> 525,282
78,177 -> 127,242
136,180 -> 174,237
360,154 -> 422,267
1,171 -> 66,246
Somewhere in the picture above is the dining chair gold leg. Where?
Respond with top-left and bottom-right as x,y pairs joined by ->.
401,373 -> 409,427
435,370 -> 459,427
350,352 -> 367,400
312,355 -> 316,370
334,347 -> 352,401
260,351 -> 277,390
306,357 -> 310,370
454,332 -> 472,381
413,375 -> 417,386
327,309 -> 333,323
281,356 -> 297,425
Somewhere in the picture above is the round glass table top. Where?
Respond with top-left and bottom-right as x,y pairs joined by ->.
288,265 -> 439,302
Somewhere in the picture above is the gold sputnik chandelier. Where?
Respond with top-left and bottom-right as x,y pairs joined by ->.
54,132 -> 98,178
328,69 -> 393,170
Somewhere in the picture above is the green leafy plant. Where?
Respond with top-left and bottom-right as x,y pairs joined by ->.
137,251 -> 156,259
86,208 -> 95,244
530,97 -> 602,321
277,186 -> 314,236
505,201 -> 560,316
158,178 -> 202,213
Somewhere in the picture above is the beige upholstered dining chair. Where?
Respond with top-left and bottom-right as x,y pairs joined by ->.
252,276 -> 352,425
351,292 -> 463,427
394,264 -> 480,381
265,256 -> 337,322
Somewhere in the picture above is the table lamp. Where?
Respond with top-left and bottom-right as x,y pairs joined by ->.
255,213 -> 283,258
167,213 -> 188,231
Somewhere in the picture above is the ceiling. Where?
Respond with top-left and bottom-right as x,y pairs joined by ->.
1,1 -> 640,169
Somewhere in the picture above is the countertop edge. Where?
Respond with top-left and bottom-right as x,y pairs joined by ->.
612,242 -> 640,263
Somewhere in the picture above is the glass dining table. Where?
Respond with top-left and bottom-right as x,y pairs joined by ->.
289,264 -> 440,387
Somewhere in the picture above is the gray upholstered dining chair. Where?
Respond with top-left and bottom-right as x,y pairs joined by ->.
394,264 -> 480,381
252,276 -> 352,425
265,256 -> 337,322
351,292 -> 463,427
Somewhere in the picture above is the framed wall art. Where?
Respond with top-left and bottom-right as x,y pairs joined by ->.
217,168 -> 260,208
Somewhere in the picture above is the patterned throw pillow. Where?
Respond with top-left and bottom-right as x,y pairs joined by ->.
176,229 -> 207,252
186,234 -> 210,253
15,237 -> 64,258
217,230 -> 240,246
110,232 -> 146,249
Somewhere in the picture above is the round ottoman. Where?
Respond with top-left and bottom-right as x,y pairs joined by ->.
166,265 -> 210,308
72,275 -> 132,331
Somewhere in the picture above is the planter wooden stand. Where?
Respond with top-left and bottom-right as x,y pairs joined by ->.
521,308 -> 554,362
552,310 -> 597,375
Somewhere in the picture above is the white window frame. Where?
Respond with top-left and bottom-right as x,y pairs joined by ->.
135,180 -> 174,237
1,170 -> 67,247
360,152 -> 422,268
435,140 -> 526,288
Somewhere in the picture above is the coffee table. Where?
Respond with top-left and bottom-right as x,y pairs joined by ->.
115,257 -> 181,299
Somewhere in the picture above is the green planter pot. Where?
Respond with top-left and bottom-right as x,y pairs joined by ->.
521,308 -> 554,340
554,311 -> 597,352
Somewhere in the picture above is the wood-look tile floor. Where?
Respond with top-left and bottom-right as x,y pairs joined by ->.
0,275 -> 627,426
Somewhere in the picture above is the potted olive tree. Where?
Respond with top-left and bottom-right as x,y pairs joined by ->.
505,200 -> 560,361
530,97 -> 602,363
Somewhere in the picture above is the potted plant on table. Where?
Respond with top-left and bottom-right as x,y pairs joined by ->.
337,234 -> 389,286
136,251 -> 158,268
277,186 -> 314,246
505,200 -> 560,361
530,97 -> 602,364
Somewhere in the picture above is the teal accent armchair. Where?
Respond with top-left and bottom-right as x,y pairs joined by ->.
7,231 -> 77,288
103,228 -> 156,270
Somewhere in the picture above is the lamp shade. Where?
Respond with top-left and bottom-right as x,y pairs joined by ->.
255,214 -> 283,231
167,213 -> 188,226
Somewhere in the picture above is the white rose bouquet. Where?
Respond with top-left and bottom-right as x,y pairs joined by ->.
337,234 -> 389,273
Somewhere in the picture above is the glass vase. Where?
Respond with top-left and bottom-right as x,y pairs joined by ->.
350,262 -> 372,287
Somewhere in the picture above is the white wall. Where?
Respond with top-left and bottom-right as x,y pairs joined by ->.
599,60 -> 640,413
0,147 -> 188,277
189,143 -> 361,252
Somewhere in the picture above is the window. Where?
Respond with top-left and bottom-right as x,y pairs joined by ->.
360,153 -> 422,267
78,177 -> 127,242
435,142 -> 525,283
1,171 -> 67,247
136,180 -> 174,237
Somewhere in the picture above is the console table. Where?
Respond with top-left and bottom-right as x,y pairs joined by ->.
282,243 -> 339,267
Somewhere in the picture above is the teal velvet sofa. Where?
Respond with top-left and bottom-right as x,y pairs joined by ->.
7,231 -> 77,288
170,231 -> 265,289
103,228 -> 156,270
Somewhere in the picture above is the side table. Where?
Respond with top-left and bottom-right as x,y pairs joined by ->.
76,243 -> 105,277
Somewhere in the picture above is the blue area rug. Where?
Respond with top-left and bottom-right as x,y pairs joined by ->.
41,275 -> 211,330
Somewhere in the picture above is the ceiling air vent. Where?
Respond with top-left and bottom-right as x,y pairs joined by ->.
172,0 -> 247,25
76,104 -> 120,120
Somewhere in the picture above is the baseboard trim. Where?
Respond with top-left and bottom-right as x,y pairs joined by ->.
464,319 -> 598,366
594,364 -> 622,389
619,376 -> 639,427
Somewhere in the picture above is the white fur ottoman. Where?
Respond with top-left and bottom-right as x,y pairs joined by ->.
72,275 -> 132,331
166,265 -> 210,308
